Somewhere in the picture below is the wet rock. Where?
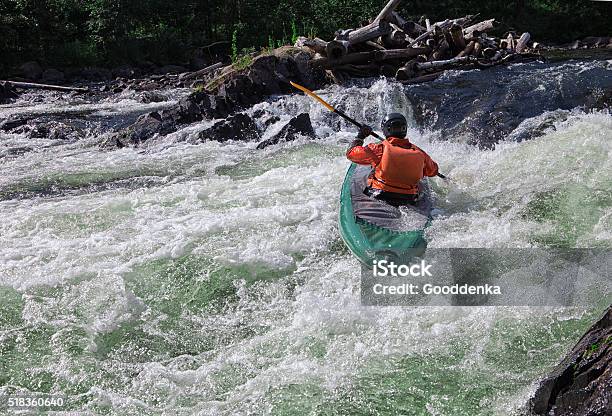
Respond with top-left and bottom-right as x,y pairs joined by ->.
26,121 -> 82,141
110,48 -> 327,147
218,74 -> 264,107
529,305 -> 611,415
138,91 -> 167,103
0,82 -> 18,104
253,109 -> 282,129
20,61 -> 43,80
117,111 -> 163,146
41,68 -> 65,83
196,113 -> 259,143
0,115 -> 32,131
256,113 -> 315,149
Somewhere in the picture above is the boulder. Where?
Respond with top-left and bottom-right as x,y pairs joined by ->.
138,91 -> 167,103
256,113 -> 315,149
26,121 -> 81,141
108,48 -> 327,148
41,68 -> 65,83
0,82 -> 18,104
196,113 -> 259,143
529,305 -> 611,415
0,115 -> 32,131
115,111 -> 163,147
20,61 -> 43,80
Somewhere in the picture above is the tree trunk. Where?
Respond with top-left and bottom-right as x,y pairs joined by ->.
375,0 -> 402,23
389,12 -> 426,37
4,81 -> 88,93
506,33 -> 515,51
457,40 -> 476,57
348,20 -> 392,45
432,40 -> 450,60
472,41 -> 483,57
295,37 -> 328,55
407,19 -> 451,48
449,23 -> 466,52
179,62 -> 224,81
312,51 -> 376,69
464,19 -> 495,38
515,32 -> 530,53
395,61 -> 417,80
416,56 -> 472,71
326,40 -> 350,60
400,71 -> 444,84
375,47 -> 430,61
383,26 -> 408,49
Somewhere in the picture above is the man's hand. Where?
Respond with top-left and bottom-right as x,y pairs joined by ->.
357,125 -> 373,139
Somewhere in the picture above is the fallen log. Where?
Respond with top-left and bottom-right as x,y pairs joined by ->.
415,56 -> 473,71
515,32 -> 531,53
311,51 -> 376,69
436,15 -> 476,28
179,62 -> 224,81
395,61 -> 417,80
294,37 -> 328,55
407,19 -> 451,48
457,40 -> 476,57
334,63 -> 380,77
375,47 -> 430,61
383,25 -> 408,49
464,19 -> 495,38
375,0 -> 402,23
472,41 -> 483,57
506,33 -> 515,51
482,47 -> 497,59
449,23 -> 467,51
432,40 -> 450,60
326,39 -> 350,60
389,12 -> 426,37
4,80 -> 88,93
400,71 -> 444,84
348,20 -> 392,45
365,40 -> 387,50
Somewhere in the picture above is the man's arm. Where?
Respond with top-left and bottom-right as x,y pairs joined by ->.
413,145 -> 439,177
346,126 -> 382,166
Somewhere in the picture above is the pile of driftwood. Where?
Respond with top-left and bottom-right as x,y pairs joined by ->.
295,0 -> 537,84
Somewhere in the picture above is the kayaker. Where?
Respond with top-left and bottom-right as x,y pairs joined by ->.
346,113 -> 439,207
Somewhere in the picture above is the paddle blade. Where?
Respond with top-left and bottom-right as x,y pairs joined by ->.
289,81 -> 335,112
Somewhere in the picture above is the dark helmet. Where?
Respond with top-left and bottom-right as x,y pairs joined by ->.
381,113 -> 407,138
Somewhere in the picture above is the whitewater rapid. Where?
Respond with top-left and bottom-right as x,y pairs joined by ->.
0,65 -> 610,415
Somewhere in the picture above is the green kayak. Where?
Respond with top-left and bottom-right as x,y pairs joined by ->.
339,163 -> 432,266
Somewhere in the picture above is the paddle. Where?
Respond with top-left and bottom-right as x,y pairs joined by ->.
289,81 -> 447,180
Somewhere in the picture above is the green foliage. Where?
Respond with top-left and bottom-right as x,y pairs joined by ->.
291,20 -> 299,45
0,0 -> 610,73
231,28 -> 239,63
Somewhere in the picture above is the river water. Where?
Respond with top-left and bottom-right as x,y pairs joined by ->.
1,60 -> 611,415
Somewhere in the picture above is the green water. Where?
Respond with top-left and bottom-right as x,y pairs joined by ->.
0,80 -> 611,415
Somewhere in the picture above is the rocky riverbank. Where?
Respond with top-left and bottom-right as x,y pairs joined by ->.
530,305 -> 611,416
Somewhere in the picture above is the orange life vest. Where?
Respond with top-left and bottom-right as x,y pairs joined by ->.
368,137 -> 425,195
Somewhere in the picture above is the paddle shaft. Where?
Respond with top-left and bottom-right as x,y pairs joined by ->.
289,81 -> 446,179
